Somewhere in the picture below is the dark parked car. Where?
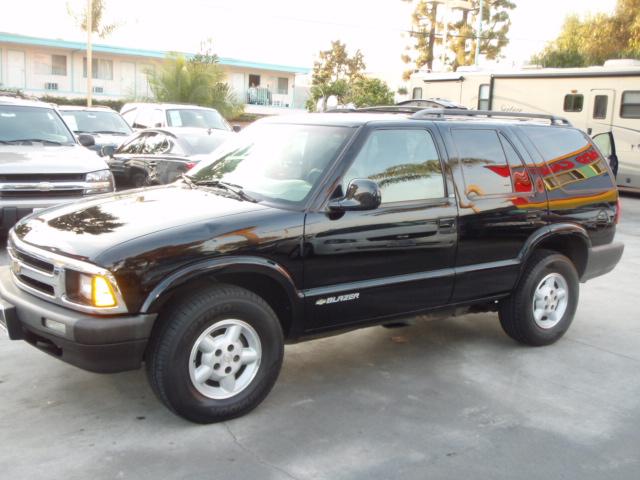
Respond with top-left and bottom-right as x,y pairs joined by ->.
58,106 -> 133,155
0,96 -> 114,233
105,127 -> 233,188
0,109 -> 623,424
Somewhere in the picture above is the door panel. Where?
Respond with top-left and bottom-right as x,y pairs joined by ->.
588,89 -> 615,136
302,127 -> 457,333
7,50 -> 25,88
443,125 -> 548,302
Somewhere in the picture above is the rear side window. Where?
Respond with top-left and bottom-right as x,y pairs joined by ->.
452,129 -> 526,196
343,129 -> 445,203
563,94 -> 583,112
620,91 -> 640,118
521,126 -> 614,191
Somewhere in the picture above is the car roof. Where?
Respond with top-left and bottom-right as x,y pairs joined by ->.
0,96 -> 55,109
58,105 -> 115,112
120,102 -> 220,112
261,109 -> 571,129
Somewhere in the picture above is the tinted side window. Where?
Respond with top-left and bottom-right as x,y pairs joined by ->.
343,129 -> 445,203
521,125 -> 615,191
563,94 -> 583,112
620,91 -> 640,118
117,134 -> 146,154
142,133 -> 170,154
452,129 -> 514,196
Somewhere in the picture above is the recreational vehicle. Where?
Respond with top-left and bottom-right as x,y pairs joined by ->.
408,60 -> 640,190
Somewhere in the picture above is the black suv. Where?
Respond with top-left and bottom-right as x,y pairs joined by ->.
0,109 -> 624,423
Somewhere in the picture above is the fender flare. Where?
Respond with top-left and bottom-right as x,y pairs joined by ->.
140,255 -> 302,314
518,222 -> 591,267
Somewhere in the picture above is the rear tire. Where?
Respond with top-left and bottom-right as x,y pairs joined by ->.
146,284 -> 284,423
499,249 -> 579,346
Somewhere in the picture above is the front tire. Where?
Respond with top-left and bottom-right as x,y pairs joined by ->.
499,250 -> 579,346
146,284 -> 284,423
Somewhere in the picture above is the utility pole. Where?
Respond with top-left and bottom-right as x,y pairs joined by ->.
86,0 -> 93,107
474,0 -> 484,66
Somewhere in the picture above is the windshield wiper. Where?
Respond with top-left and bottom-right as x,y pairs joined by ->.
193,179 -> 258,202
92,130 -> 129,135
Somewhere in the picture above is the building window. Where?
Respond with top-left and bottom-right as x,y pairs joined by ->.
249,74 -> 261,87
277,77 -> 289,94
83,58 -> 113,80
478,84 -> 490,110
34,54 -> 67,76
593,95 -> 608,119
620,91 -> 640,119
563,94 -> 583,112
412,87 -> 423,100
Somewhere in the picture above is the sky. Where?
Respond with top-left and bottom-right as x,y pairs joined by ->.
0,0 -> 619,84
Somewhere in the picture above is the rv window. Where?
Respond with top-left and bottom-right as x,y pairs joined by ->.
621,91 -> 640,118
593,95 -> 608,119
478,84 -> 490,110
563,94 -> 583,112
412,87 -> 423,100
452,129 -> 515,196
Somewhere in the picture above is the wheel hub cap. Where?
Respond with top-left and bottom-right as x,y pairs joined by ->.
532,272 -> 568,329
188,319 -> 262,400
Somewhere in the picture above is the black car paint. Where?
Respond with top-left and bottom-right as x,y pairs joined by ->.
7,114 -> 621,371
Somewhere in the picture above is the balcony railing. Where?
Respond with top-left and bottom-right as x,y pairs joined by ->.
246,86 -> 292,108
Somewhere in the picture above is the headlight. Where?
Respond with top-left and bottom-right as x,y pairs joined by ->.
85,169 -> 114,195
68,271 -> 119,308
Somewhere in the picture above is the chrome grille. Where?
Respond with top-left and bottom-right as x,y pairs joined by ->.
7,232 -> 128,314
0,180 -> 87,199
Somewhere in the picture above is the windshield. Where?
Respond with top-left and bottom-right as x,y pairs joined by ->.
0,105 -> 76,145
188,123 -> 353,205
61,110 -> 132,135
166,109 -> 230,131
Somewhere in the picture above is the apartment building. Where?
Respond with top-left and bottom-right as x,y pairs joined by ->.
0,32 -> 310,113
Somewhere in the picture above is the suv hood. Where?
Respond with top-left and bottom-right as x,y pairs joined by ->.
14,184 -> 270,262
0,145 -> 109,174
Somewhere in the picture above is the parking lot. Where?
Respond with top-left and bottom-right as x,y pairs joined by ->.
0,194 -> 638,479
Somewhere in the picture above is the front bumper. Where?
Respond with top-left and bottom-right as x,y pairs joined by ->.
0,267 -> 156,373
581,241 -> 625,282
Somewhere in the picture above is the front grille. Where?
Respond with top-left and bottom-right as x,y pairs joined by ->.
0,189 -> 84,199
0,174 -> 85,182
16,273 -> 55,295
7,234 -> 129,315
13,248 -> 54,274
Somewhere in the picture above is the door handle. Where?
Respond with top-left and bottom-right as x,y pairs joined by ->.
437,217 -> 456,230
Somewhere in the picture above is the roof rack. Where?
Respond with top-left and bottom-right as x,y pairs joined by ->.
411,108 -> 572,126
326,105 -> 425,114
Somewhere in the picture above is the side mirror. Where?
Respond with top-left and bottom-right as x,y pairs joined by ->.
232,125 -> 242,132
77,133 -> 95,147
100,145 -> 116,158
328,179 -> 381,212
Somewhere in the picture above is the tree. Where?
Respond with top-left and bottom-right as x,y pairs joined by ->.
401,1 -> 442,80
348,77 -> 396,107
306,40 -> 366,111
67,0 -> 118,38
402,0 -> 515,75
531,0 -> 640,67
148,45 -> 243,119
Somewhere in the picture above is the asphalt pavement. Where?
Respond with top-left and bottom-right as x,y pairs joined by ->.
1,195 -> 639,479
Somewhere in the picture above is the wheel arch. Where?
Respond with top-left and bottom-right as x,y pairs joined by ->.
519,224 -> 591,278
141,256 -> 302,339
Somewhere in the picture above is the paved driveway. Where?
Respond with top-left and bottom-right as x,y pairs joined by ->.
1,196 -> 639,479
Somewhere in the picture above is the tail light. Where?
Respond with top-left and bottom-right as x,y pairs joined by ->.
185,162 -> 197,170
614,197 -> 622,224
